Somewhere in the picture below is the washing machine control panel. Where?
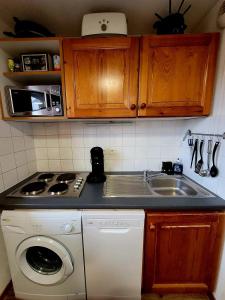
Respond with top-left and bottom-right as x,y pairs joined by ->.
30,220 -> 80,234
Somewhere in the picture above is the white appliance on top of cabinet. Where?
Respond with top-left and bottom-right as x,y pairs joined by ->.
82,210 -> 145,300
81,13 -> 127,36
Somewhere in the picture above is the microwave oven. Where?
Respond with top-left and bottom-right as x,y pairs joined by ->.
5,85 -> 63,117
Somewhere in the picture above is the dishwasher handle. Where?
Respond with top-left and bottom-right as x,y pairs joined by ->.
99,228 -> 130,234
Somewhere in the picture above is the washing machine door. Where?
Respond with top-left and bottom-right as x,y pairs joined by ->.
16,236 -> 74,285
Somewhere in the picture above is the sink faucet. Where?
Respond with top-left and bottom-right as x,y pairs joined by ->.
143,170 -> 167,182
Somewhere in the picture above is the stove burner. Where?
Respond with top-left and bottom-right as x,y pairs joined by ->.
57,173 -> 76,183
38,173 -> 55,182
48,183 -> 68,195
21,182 -> 47,196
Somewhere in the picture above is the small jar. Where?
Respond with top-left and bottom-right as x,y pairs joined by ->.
8,58 -> 14,72
52,54 -> 61,70
173,158 -> 183,175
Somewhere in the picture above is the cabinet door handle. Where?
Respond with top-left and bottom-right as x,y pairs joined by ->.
130,104 -> 136,110
149,224 -> 155,230
140,103 -> 147,109
161,225 -> 211,229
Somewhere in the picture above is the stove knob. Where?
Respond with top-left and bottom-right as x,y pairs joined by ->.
64,224 -> 73,233
74,184 -> 80,189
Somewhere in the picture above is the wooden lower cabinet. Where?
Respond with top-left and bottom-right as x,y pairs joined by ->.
142,212 -> 224,294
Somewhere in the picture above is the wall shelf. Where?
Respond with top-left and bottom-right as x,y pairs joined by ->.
2,116 -> 67,122
0,37 -> 67,120
3,71 -> 61,84
0,37 -> 62,56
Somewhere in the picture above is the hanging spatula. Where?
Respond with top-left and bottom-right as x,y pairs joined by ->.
190,139 -> 198,168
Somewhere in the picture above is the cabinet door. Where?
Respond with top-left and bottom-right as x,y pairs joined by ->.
63,37 -> 139,118
143,212 -> 222,294
139,34 -> 219,117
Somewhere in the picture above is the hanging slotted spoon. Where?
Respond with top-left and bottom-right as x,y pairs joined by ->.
200,140 -> 212,177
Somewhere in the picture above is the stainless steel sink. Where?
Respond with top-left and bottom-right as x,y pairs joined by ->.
103,174 -> 214,198
149,178 -> 198,196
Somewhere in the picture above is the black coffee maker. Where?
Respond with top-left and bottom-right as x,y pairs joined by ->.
87,147 -> 106,183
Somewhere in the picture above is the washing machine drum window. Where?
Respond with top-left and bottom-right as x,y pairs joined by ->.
26,246 -> 63,275
16,236 -> 74,285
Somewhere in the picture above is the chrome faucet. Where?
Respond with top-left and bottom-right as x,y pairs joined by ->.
143,170 -> 167,182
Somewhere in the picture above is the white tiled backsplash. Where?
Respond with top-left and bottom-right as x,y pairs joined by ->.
180,24 -> 225,200
33,120 -> 184,173
189,3 -> 225,300
0,121 -> 36,192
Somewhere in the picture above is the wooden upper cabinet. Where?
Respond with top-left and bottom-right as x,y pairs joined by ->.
143,212 -> 223,294
63,37 -> 139,118
139,33 -> 220,117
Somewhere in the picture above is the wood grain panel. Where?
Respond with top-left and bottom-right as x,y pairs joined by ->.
147,46 -> 207,105
73,49 -> 128,107
139,33 -> 220,117
143,212 -> 224,294
63,37 -> 139,118
155,224 -> 214,283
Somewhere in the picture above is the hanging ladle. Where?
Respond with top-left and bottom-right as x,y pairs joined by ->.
210,141 -> 220,177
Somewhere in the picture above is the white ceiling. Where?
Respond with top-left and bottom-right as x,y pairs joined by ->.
0,0 -> 219,37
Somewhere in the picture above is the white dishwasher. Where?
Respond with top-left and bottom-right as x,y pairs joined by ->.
82,210 -> 145,300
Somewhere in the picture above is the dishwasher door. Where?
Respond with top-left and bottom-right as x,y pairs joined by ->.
82,210 -> 145,300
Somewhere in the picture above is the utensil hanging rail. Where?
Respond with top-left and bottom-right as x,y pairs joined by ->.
183,129 -> 225,141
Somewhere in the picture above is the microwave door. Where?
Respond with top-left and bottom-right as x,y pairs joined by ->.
10,89 -> 47,116
30,91 -> 48,116
10,89 -> 32,115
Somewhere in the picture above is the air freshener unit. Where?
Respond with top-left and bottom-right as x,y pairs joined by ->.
81,13 -> 127,36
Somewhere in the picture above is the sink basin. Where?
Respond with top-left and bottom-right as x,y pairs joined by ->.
149,178 -> 198,196
103,174 -> 214,198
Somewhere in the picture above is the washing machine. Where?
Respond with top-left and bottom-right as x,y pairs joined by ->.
1,210 -> 86,300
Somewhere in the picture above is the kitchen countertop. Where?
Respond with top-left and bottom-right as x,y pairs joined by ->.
0,172 -> 225,211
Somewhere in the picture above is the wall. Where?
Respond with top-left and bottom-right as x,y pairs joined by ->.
0,19 -> 37,191
181,1 -> 225,299
0,17 -> 36,193
33,120 -> 185,172
0,121 -> 36,295
0,223 -> 10,295
0,121 -> 36,193
0,18 -> 20,296
0,17 -> 11,37
181,30 -> 225,197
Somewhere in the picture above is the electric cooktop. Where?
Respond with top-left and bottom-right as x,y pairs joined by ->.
7,172 -> 87,198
